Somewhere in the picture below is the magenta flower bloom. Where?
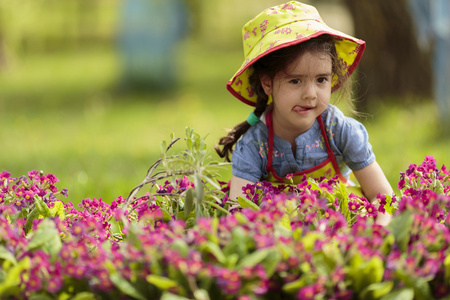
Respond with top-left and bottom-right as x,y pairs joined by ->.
319,181 -> 334,193
398,177 -> 406,190
421,257 -> 441,277
242,183 -> 256,198
348,201 -> 360,212
364,203 -> 378,217
323,209 -> 334,219
216,268 -> 241,295
26,274 -> 42,292
297,285 -> 315,300
47,276 -> 63,293
430,203 -> 445,221
0,170 -> 11,180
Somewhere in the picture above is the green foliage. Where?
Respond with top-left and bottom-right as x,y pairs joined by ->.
125,128 -> 230,225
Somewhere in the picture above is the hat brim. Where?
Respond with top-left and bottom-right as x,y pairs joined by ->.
227,21 -> 366,106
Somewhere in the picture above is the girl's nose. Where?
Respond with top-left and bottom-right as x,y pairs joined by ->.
302,81 -> 317,100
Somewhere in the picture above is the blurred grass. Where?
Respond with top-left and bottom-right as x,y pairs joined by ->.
0,1 -> 448,204
0,41 -> 248,205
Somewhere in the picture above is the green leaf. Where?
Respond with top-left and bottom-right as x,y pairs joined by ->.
67,292 -> 99,300
302,232 -> 324,251
34,196 -> 51,218
387,210 -> 413,252
147,274 -> 178,290
110,273 -> 146,300
348,254 -> 384,293
445,253 -> 450,283
185,218 -> 196,229
24,208 -> 40,234
200,242 -> 226,264
0,246 -> 17,265
160,206 -> 173,222
321,242 -> 343,267
360,281 -> 394,300
109,218 -> 123,239
236,248 -> 272,270
223,227 -> 249,258
26,219 -> 62,259
383,195 -> 396,215
282,277 -> 306,294
379,288 -> 414,300
337,182 -> 350,220
194,174 -> 204,218
226,253 -> 239,269
435,180 -> 445,194
184,188 -> 194,219
380,233 -> 395,256
161,292 -> 191,300
193,289 -> 210,300
50,201 -> 65,220
261,249 -> 282,277
395,269 -> 433,300
161,140 -> 168,156
237,196 -> 260,211
0,256 -> 30,296
201,175 -> 221,191
203,200 -> 229,215
307,179 -> 321,193
170,239 -> 189,257
29,295 -> 55,300
194,173 -> 204,203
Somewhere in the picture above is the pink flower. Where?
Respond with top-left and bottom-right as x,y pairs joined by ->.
297,285 -> 315,300
364,203 -> 378,217
348,201 -> 360,211
323,209 -> 334,219
0,171 -> 11,183
319,181 -> 333,193
47,276 -> 63,293
26,274 -> 42,292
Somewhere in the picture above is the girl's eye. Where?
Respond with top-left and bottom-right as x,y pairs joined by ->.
317,77 -> 328,84
290,79 -> 301,84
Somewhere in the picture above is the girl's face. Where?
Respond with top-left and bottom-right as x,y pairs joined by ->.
261,51 -> 332,140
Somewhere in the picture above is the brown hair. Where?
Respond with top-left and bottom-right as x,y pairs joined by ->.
215,34 -> 353,162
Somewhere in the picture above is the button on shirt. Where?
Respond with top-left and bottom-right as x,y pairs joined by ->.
231,104 -> 375,183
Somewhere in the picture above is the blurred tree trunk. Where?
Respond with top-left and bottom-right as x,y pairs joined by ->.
343,0 -> 432,112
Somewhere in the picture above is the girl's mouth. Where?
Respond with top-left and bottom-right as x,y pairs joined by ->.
293,106 -> 314,114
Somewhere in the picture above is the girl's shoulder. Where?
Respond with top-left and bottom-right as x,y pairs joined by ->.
239,119 -> 269,145
322,104 -> 365,130
322,104 -> 369,143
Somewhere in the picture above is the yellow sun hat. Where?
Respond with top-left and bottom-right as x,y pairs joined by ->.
227,1 -> 366,106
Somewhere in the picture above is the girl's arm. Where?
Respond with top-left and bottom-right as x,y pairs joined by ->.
353,160 -> 394,225
229,175 -> 254,200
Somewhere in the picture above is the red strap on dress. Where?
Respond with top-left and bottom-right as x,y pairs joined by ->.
265,109 -> 346,182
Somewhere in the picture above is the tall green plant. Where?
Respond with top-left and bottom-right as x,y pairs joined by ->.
125,127 -> 230,224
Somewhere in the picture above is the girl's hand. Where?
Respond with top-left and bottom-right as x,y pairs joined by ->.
353,160 -> 394,225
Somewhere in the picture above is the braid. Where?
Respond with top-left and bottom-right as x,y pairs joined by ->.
215,67 -> 269,162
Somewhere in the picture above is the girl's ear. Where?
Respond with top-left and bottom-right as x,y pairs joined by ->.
259,74 -> 272,96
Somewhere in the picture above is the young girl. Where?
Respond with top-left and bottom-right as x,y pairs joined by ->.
215,1 -> 393,224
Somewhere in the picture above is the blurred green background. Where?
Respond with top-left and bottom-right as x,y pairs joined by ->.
0,0 -> 447,205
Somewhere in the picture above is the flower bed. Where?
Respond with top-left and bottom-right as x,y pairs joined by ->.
0,130 -> 449,299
